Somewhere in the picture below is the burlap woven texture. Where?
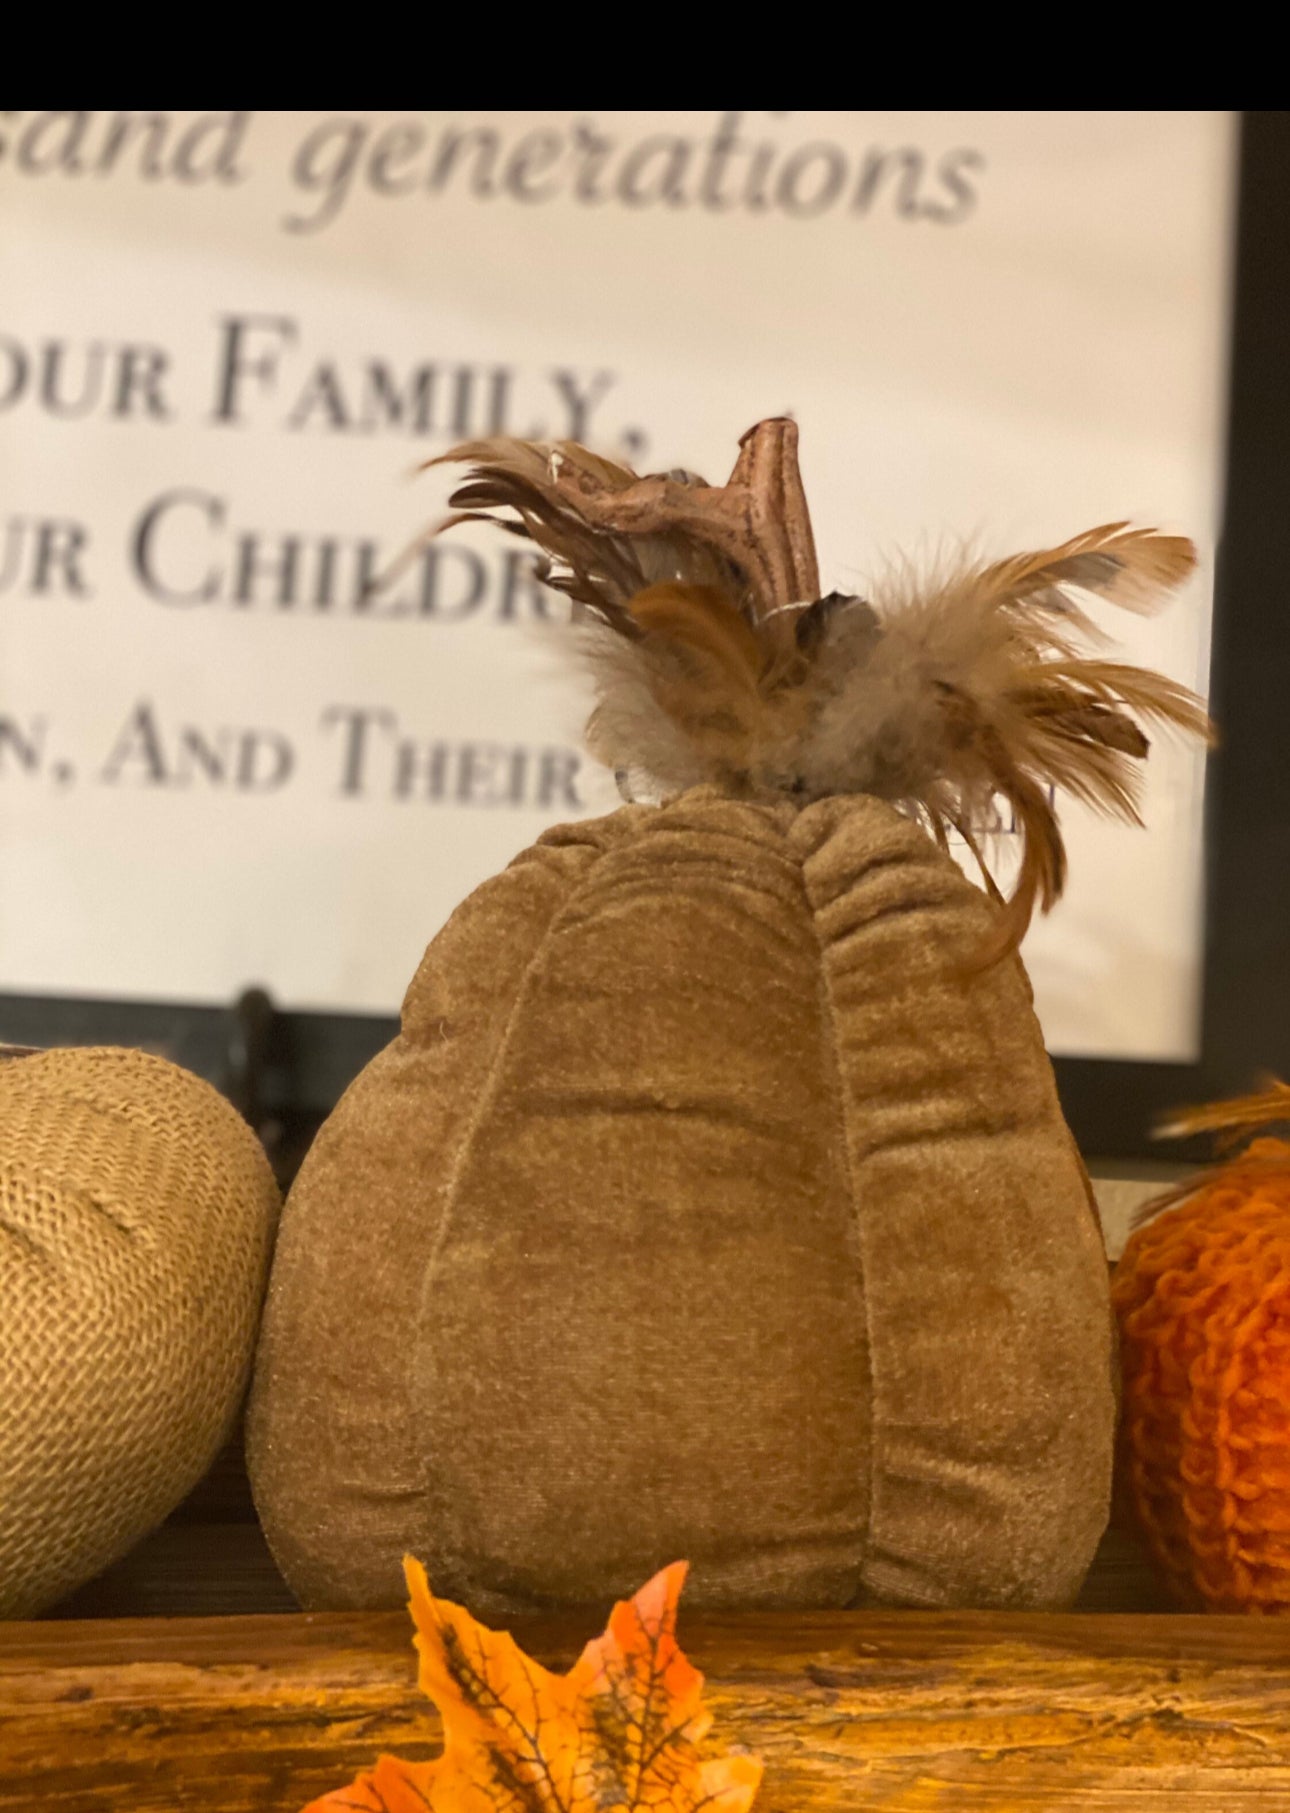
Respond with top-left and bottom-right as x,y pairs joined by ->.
0,1046 -> 280,1617
249,789 -> 1116,1615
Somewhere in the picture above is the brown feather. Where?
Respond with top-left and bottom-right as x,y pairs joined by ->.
423,424 -> 1212,959
981,523 -> 1198,620
1129,1079 -> 1290,1228
1154,1078 -> 1290,1148
626,584 -> 766,695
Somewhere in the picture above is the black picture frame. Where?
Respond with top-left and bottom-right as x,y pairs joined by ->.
3,113 -> 1287,1165
1053,109 -> 1290,1160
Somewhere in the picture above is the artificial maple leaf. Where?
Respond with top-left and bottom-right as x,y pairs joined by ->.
302,1558 -> 762,1813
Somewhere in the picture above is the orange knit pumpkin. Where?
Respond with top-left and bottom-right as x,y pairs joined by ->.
1113,1089 -> 1290,1613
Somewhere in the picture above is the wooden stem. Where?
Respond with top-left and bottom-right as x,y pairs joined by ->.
554,417 -> 822,615
727,417 -> 821,609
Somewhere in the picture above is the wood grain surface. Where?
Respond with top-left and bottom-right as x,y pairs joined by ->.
4,1605 -> 1290,1812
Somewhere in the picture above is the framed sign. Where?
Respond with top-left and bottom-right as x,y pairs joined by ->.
1057,110 -> 1290,1155
2,110 -> 1284,1157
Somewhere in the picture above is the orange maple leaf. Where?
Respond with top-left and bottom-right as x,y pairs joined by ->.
302,1558 -> 762,1813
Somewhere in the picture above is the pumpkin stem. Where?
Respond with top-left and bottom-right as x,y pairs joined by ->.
723,418 -> 821,610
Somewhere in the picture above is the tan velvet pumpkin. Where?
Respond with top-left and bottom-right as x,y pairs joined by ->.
248,419 -> 1206,1615
0,1046 -> 280,1616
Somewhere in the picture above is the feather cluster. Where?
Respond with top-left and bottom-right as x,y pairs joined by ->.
425,420 -> 1210,954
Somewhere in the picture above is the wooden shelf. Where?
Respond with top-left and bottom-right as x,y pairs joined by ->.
5,1427 -> 1284,1808
5,1601 -> 1290,1810
5,1275 -> 1268,1809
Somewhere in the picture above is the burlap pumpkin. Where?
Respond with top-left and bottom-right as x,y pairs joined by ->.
0,1046 -> 279,1616
248,419 -> 1205,1614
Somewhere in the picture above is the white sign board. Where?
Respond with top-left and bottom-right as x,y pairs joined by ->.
0,110 -> 1234,1058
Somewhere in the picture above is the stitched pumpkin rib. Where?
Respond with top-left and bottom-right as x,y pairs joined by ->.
415,838 -> 628,1306
794,816 -> 875,1609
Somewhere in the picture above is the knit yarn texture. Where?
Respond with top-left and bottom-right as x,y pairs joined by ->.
0,1046 -> 280,1617
1113,1140 -> 1290,1612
